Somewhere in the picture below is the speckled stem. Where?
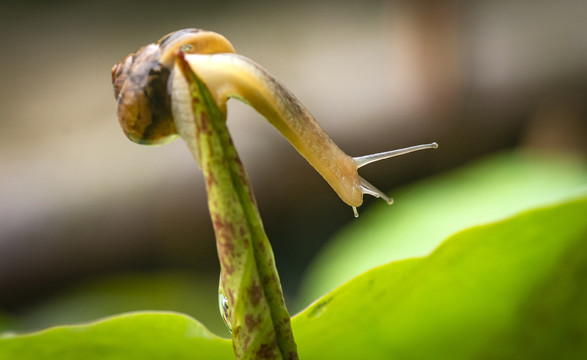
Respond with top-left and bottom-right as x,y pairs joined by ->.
175,54 -> 297,360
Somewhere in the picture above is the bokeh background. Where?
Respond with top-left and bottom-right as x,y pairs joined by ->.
1,0 -> 586,337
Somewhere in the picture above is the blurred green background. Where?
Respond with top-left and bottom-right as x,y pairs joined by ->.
0,0 -> 585,338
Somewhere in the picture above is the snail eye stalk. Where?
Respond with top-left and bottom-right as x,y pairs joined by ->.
353,142 -> 439,169
351,142 -> 438,217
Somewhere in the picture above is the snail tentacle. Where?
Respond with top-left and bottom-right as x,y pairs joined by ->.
359,176 -> 394,204
353,142 -> 439,168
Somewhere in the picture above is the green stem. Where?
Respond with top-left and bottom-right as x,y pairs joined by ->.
176,54 -> 298,360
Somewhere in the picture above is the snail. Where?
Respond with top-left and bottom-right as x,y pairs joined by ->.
112,28 -> 438,217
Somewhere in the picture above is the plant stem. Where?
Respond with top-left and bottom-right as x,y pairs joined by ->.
176,54 -> 298,360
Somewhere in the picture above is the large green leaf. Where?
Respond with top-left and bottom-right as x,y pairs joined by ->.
7,272 -> 230,337
0,312 -> 233,360
298,151 -> 587,305
2,197 -> 585,359
292,196 -> 587,359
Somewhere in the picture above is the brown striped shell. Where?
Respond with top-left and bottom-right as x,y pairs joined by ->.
111,28 -> 236,145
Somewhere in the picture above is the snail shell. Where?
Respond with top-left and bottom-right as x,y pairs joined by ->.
111,28 -> 235,145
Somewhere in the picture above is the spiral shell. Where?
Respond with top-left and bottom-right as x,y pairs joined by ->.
111,28 -> 235,145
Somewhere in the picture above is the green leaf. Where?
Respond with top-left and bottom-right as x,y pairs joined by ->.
8,272 -> 230,337
0,312 -> 233,360
292,196 -> 587,359
3,197 -> 584,359
298,151 -> 587,304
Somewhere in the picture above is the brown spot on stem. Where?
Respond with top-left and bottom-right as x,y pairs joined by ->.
197,111 -> 209,134
249,281 -> 263,307
245,314 -> 257,332
256,342 -> 276,359
218,236 -> 234,252
218,238 -> 235,261
219,256 -> 234,275
228,289 -> 235,306
264,273 -> 279,290
243,335 -> 251,352
205,171 -> 218,189
212,214 -> 236,246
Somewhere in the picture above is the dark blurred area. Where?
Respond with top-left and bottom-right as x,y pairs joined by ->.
0,0 -> 586,332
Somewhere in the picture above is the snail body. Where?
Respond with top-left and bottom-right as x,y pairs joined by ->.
112,28 -> 437,214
